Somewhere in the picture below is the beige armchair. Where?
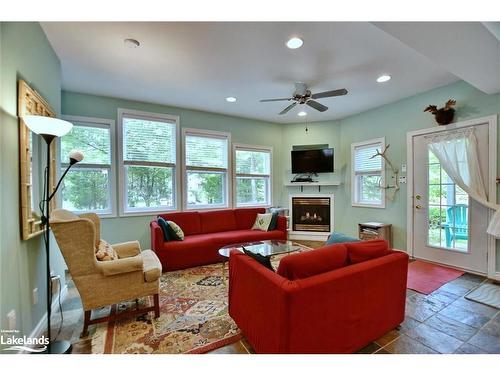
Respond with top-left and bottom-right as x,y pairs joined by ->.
50,209 -> 162,337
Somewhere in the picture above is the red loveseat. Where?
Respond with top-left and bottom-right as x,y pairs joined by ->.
228,239 -> 408,353
150,208 -> 287,271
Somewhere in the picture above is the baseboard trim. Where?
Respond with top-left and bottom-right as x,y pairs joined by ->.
26,284 -> 68,352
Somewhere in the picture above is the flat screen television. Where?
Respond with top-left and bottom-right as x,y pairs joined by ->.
291,148 -> 334,174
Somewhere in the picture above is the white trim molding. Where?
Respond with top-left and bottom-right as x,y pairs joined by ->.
406,115 -> 498,280
117,108 -> 181,217
60,115 -> 117,218
181,128 -> 232,211
351,137 -> 386,208
233,143 -> 273,208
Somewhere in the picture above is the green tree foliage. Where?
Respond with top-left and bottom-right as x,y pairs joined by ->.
61,125 -> 111,211
63,170 -> 109,210
126,166 -> 173,208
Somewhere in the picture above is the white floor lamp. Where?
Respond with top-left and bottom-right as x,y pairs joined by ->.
23,115 -> 84,354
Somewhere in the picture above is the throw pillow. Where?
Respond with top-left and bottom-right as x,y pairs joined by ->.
167,221 -> 185,241
252,213 -> 273,231
95,239 -> 117,261
276,244 -> 349,280
243,247 -> 274,271
157,216 -> 171,241
346,239 -> 390,264
325,231 -> 360,245
267,209 -> 280,231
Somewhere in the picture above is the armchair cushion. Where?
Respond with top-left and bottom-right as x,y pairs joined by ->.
112,240 -> 141,258
142,250 -> 162,282
95,253 -> 143,276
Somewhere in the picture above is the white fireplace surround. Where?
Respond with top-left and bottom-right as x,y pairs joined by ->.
288,193 -> 334,241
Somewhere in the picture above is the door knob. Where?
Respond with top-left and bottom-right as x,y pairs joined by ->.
415,194 -> 422,200
415,204 -> 422,209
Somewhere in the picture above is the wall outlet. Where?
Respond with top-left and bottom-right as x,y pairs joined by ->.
7,310 -> 16,330
398,176 -> 407,184
51,275 -> 60,296
32,288 -> 38,305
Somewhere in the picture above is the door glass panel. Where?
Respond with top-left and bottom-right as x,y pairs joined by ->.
427,149 -> 469,252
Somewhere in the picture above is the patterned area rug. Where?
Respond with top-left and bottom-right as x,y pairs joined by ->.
84,243 -> 312,354
88,263 -> 241,354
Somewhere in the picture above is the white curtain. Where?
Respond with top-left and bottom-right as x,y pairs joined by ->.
427,128 -> 500,238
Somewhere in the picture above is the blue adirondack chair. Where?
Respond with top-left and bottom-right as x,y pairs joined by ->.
442,204 -> 468,247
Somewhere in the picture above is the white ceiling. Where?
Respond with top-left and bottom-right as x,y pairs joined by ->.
42,22 -> 495,124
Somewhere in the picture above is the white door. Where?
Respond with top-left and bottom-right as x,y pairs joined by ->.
410,123 -> 492,274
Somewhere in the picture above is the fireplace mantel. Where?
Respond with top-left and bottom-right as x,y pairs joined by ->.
288,193 -> 334,241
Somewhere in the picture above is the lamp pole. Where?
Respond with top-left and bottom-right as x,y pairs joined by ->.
23,115 -> 81,354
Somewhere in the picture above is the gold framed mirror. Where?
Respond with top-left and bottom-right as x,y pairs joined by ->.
18,80 -> 57,240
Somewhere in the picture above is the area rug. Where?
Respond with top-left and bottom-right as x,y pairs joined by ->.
407,260 -> 464,294
85,242 -> 312,354
87,263 -> 242,354
465,283 -> 500,309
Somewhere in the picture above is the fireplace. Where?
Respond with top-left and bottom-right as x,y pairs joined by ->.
291,196 -> 332,233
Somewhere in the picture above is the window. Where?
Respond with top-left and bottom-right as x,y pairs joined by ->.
59,116 -> 115,216
234,145 -> 272,207
183,129 -> 230,209
118,109 -> 179,214
351,138 -> 385,207
427,149 -> 469,251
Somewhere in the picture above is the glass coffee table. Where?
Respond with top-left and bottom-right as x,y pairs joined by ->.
218,240 -> 302,283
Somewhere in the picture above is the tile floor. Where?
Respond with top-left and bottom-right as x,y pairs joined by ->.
50,240 -> 500,354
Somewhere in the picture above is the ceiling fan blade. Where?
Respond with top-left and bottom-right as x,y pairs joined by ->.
306,100 -> 328,112
311,88 -> 348,99
259,98 -> 292,102
279,102 -> 297,115
294,82 -> 307,96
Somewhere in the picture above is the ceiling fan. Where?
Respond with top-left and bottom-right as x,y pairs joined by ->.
259,82 -> 348,115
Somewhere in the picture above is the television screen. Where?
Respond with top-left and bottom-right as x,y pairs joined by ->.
291,148 -> 334,174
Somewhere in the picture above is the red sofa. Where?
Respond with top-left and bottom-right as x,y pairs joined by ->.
228,239 -> 408,353
150,208 -> 287,271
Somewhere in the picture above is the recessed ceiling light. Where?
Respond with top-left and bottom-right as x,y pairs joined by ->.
124,38 -> 140,48
376,74 -> 391,83
298,111 -> 307,117
286,37 -> 303,49
225,97 -> 237,103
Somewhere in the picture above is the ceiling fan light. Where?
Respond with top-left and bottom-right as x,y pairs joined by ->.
225,97 -> 237,102
298,111 -> 307,117
377,74 -> 391,83
286,37 -> 303,49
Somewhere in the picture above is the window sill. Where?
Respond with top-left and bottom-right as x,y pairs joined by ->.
352,202 -> 386,209
119,208 -> 177,217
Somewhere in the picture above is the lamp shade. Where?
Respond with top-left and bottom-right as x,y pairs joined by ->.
69,150 -> 84,165
23,115 -> 73,137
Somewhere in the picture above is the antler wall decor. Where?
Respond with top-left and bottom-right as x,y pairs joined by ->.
370,144 -> 400,201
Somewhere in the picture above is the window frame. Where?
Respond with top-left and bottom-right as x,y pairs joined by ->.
59,115 -> 117,217
182,128 -> 232,211
351,137 -> 386,208
233,143 -> 273,208
117,108 -> 180,216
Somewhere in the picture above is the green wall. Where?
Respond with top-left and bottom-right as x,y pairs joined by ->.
0,22 -> 67,338
61,91 -> 283,249
280,80 -> 500,269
